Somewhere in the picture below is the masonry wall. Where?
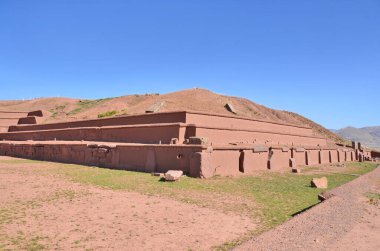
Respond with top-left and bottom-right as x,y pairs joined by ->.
0,123 -> 188,144
371,151 -> 380,158
243,151 -> 271,173
0,141 -> 358,178
270,148 -> 292,170
1,124 -> 326,147
9,112 -> 188,132
320,150 -> 331,164
186,112 -> 313,136
0,142 -> 203,174
306,150 -> 319,166
9,111 -> 314,139
194,127 -> 326,146
0,111 -> 34,132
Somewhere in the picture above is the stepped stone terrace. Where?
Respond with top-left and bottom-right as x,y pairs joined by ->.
0,110 -> 371,178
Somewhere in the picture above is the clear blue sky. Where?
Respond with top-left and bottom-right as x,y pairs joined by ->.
0,0 -> 379,129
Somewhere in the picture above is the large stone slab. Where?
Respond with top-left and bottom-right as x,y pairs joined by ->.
145,101 -> 165,113
224,103 -> 237,114
164,170 -> 183,181
311,177 -> 328,189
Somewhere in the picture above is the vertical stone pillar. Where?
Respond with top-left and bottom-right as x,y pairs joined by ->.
144,149 -> 156,173
239,150 -> 245,173
267,149 -> 274,170
329,151 -> 332,163
337,150 -> 341,163
358,153 -> 364,162
190,151 -> 214,178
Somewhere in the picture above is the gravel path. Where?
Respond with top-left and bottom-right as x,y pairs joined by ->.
235,165 -> 380,251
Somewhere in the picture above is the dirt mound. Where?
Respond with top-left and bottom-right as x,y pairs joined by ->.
0,88 -> 345,143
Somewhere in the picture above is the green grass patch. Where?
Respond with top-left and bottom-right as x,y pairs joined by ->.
50,162 -> 377,250
1,233 -> 47,251
2,159 -> 376,250
344,162 -> 377,175
98,110 -> 118,118
97,108 -> 128,118
49,104 -> 67,118
0,158 -> 42,165
67,98 -> 112,115
52,162 -> 377,230
366,192 -> 380,205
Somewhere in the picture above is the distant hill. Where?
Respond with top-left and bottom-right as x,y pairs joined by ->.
334,126 -> 380,150
0,88 -> 345,143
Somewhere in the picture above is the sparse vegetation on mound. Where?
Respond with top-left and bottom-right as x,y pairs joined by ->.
49,104 -> 67,118
68,98 -> 113,115
97,109 -> 128,118
98,110 -> 118,118
0,88 -> 345,143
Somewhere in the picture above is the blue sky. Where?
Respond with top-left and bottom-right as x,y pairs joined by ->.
0,0 -> 379,129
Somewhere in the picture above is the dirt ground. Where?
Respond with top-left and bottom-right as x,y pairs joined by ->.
2,156 -> 379,251
235,164 -> 380,251
0,156 -> 255,250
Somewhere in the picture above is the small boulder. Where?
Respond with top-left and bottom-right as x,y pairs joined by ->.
311,177 -> 328,189
318,191 -> 335,201
292,168 -> 301,173
164,170 -> 183,181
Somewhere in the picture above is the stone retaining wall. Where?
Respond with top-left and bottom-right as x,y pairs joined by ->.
0,141 -> 358,178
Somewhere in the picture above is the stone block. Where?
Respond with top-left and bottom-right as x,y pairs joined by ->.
292,168 -> 301,173
170,138 -> 179,145
164,170 -> 183,181
145,101 -> 165,113
289,158 -> 296,168
144,149 -> 156,173
295,147 -> 305,152
318,191 -> 334,201
224,103 -> 237,114
311,177 -> 328,189
188,137 -> 209,145
358,153 -> 364,162
189,152 -> 214,178
17,116 -> 40,125
253,146 -> 269,153
352,141 -> 357,149
267,158 -> 275,170
27,110 -> 43,117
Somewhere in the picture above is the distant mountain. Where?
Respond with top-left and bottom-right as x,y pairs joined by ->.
334,126 -> 380,150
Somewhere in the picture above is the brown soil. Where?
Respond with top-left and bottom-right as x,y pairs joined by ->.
235,165 -> 380,251
0,88 -> 345,143
0,156 -> 255,250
